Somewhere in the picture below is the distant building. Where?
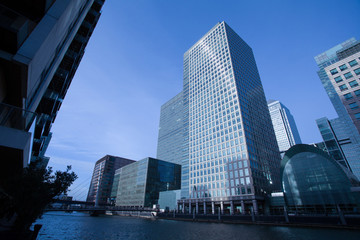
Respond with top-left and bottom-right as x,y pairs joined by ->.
157,91 -> 184,165
268,100 -> 302,153
280,144 -> 360,214
0,0 -> 106,176
115,157 -> 181,208
87,155 -> 135,205
314,39 -> 360,179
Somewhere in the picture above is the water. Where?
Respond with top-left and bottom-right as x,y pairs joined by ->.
34,212 -> 360,240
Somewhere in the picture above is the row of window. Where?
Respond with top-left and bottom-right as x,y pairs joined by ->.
339,79 -> 359,91
349,102 -> 359,110
190,184 -> 252,198
334,71 -> 358,84
355,112 -> 360,120
343,89 -> 360,100
330,58 -> 359,75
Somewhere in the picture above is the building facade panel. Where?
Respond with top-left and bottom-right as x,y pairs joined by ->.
157,91 -> 184,165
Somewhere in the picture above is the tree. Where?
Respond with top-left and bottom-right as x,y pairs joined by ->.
0,164 -> 77,231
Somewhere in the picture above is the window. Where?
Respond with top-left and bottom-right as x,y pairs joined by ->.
349,80 -> 359,88
344,93 -> 353,100
355,112 -> 360,120
349,102 -> 359,110
330,68 -> 338,75
339,64 -> 348,71
344,72 -> 353,79
334,76 -> 343,83
354,67 -> 360,75
349,59 -> 358,67
339,84 -> 348,91
355,89 -> 360,97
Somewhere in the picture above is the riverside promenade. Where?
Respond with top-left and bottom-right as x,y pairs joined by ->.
157,212 -> 360,230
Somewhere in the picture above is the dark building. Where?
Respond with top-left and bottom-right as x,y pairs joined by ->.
86,155 -> 135,205
280,144 -> 360,214
0,0 -> 105,177
115,157 -> 181,208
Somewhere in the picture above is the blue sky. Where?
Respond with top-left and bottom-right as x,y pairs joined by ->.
47,0 -> 360,200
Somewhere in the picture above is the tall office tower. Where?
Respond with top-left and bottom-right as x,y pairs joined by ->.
87,155 -> 135,205
157,91 -> 184,165
0,0 -> 105,176
325,41 -> 360,134
267,100 -> 302,153
179,22 -> 281,214
315,38 -> 360,179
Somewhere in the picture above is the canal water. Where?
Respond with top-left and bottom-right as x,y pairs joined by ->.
34,212 -> 360,240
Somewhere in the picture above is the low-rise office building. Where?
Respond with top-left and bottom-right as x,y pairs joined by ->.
115,157 -> 181,208
87,155 -> 135,205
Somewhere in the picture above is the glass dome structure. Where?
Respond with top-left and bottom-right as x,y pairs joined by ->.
281,144 -> 359,213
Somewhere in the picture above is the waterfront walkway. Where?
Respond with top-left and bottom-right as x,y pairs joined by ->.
157,212 -> 360,229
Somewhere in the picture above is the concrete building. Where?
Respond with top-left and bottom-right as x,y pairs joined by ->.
268,100 -> 302,153
161,22 -> 281,214
87,155 -> 135,205
314,38 -> 360,179
115,157 -> 181,208
0,0 -> 105,177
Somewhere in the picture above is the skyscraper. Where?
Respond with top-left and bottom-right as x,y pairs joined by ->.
87,155 -> 135,205
315,38 -> 360,179
267,100 -> 302,153
0,0 -> 105,176
324,41 -> 360,134
157,91 -> 184,165
158,22 -> 281,214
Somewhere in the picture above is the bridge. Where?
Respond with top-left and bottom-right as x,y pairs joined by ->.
46,199 -> 159,213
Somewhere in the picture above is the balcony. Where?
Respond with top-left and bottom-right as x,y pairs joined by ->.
0,102 -> 36,131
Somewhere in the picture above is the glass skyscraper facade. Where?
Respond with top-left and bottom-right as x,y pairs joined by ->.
115,157 -> 181,208
159,22 -> 281,214
157,91 -> 184,165
314,39 -> 360,180
268,100 -> 302,153
324,41 -> 360,134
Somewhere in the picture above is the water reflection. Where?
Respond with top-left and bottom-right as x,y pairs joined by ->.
34,212 -> 360,240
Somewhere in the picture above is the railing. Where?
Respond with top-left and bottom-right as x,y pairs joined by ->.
0,103 -> 37,131
47,203 -> 159,212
